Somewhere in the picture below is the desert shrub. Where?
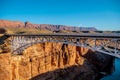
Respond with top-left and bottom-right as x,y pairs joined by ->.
0,28 -> 6,34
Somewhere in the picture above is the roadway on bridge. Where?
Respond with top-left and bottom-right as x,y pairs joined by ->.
5,33 -> 120,38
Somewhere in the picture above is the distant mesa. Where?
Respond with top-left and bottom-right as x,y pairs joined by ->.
0,20 -> 97,32
0,20 -> 24,28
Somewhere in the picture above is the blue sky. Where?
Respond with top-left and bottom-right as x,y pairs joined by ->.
0,0 -> 120,30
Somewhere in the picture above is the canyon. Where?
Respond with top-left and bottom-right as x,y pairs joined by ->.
0,20 -> 115,80
0,37 -> 114,80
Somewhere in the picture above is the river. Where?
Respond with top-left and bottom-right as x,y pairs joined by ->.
101,58 -> 120,80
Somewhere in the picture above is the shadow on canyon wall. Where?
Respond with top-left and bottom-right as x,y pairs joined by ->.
30,62 -> 96,80
30,50 -> 114,80
82,50 -> 114,74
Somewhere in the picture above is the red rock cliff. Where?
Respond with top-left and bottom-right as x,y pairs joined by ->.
0,20 -> 97,31
0,41 -> 114,80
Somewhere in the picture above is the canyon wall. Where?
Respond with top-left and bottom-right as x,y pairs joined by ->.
0,42 -> 114,80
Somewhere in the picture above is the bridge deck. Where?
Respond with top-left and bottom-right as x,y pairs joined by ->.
5,33 -> 120,38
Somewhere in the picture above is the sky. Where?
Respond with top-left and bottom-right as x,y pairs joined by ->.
0,0 -> 120,30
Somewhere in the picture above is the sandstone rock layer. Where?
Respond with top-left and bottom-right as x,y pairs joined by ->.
0,42 -> 114,80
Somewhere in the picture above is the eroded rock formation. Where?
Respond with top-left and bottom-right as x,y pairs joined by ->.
0,42 -> 114,80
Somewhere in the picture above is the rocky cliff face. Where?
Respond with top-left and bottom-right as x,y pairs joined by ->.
0,20 -> 97,31
0,41 -> 114,80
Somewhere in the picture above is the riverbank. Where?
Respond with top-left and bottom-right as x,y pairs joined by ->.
101,58 -> 120,80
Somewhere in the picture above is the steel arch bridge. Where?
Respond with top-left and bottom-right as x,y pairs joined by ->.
5,33 -> 120,58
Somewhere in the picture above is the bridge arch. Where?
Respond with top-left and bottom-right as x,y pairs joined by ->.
12,40 -> 81,55
15,41 -> 90,62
